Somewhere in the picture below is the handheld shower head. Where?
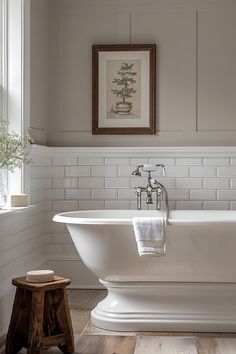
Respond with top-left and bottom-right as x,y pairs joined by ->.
131,165 -> 143,177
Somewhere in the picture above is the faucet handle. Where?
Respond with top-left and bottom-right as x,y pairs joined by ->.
135,186 -> 143,194
155,164 -> 166,176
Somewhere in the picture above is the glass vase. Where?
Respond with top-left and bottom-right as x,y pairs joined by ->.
0,169 -> 7,208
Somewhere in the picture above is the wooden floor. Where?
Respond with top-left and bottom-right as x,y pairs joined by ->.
16,289 -> 236,354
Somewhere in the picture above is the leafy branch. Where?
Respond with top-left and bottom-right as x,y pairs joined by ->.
0,119 -> 31,171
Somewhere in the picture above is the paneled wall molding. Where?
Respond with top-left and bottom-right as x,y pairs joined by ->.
49,0 -> 236,9
30,0 -> 48,145
32,145 -> 236,158
47,0 -> 236,146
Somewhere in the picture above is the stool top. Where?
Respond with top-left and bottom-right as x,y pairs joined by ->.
12,276 -> 71,291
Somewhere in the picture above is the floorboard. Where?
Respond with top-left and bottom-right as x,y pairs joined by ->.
134,336 -> 198,354
7,289 -> 236,354
197,337 -> 236,354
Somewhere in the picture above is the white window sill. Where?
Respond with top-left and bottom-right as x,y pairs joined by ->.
0,205 -> 36,220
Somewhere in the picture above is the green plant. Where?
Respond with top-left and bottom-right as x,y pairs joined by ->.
0,119 -> 31,171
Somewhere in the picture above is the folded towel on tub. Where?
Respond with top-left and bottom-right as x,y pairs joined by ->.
132,217 -> 166,256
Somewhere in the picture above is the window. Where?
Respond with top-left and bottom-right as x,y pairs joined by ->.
0,0 -> 30,195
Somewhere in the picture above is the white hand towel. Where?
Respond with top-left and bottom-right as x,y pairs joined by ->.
133,217 -> 166,256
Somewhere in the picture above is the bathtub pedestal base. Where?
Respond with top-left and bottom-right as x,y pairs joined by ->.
91,280 -> 236,332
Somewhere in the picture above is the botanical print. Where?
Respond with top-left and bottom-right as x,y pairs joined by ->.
106,60 -> 141,120
92,44 -> 155,134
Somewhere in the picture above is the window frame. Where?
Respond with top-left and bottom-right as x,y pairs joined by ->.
0,0 -> 30,196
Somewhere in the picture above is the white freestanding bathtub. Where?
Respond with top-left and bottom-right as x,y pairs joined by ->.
53,210 -> 236,332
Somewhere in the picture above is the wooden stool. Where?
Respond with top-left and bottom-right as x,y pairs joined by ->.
5,276 -> 74,354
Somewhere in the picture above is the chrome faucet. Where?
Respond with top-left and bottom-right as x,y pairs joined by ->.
132,164 -> 169,219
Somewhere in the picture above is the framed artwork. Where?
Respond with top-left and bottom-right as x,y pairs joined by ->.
92,44 -> 156,134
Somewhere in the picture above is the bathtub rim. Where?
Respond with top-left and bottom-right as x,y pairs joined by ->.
53,209 -> 236,226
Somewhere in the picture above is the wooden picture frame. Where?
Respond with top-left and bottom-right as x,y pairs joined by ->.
92,44 -> 156,134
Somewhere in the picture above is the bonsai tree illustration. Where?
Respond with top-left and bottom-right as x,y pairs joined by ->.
111,63 -> 137,114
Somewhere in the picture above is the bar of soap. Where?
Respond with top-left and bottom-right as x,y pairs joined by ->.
10,194 -> 28,207
26,270 -> 55,283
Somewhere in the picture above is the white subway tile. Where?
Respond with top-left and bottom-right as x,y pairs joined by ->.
92,189 -> 117,200
203,201 -> 230,210
218,166 -> 236,177
131,158 -> 149,165
79,177 -> 104,188
105,157 -> 130,165
45,233 -> 52,244
30,190 -> 49,204
157,178 -> 176,188
218,190 -> 236,200
63,244 -> 78,255
0,245 -> 26,269
118,189 -> 137,200
165,166 -> 189,177
47,166 -> 65,177
149,157 -> 176,165
30,166 -> 48,178
176,201 -> 203,210
79,201 -> 105,210
230,202 -> 236,210
52,200 -> 78,211
204,178 -> 230,190
47,221 -> 65,234
190,166 -> 216,177
131,200 -> 148,209
105,201 -> 131,209
28,237 -> 44,253
231,178 -> 236,189
52,155 -> 77,165
177,178 -> 202,189
0,230 -> 29,253
65,166 -> 90,177
46,244 -> 64,254
52,234 -> 73,244
52,178 -> 78,189
30,178 -> 51,191
131,177 -> 149,188
118,166 -> 135,177
105,178 -> 130,188
168,189 -> 189,200
79,157 -> 104,165
65,189 -> 91,200
49,189 -> 64,201
230,158 -> 236,165
31,154 -> 52,166
203,157 -> 230,165
91,166 -> 117,177
176,158 -> 202,165
190,190 -> 216,200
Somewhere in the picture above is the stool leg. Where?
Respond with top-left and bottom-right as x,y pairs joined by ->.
57,288 -> 74,353
27,291 -> 44,354
5,288 -> 24,354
